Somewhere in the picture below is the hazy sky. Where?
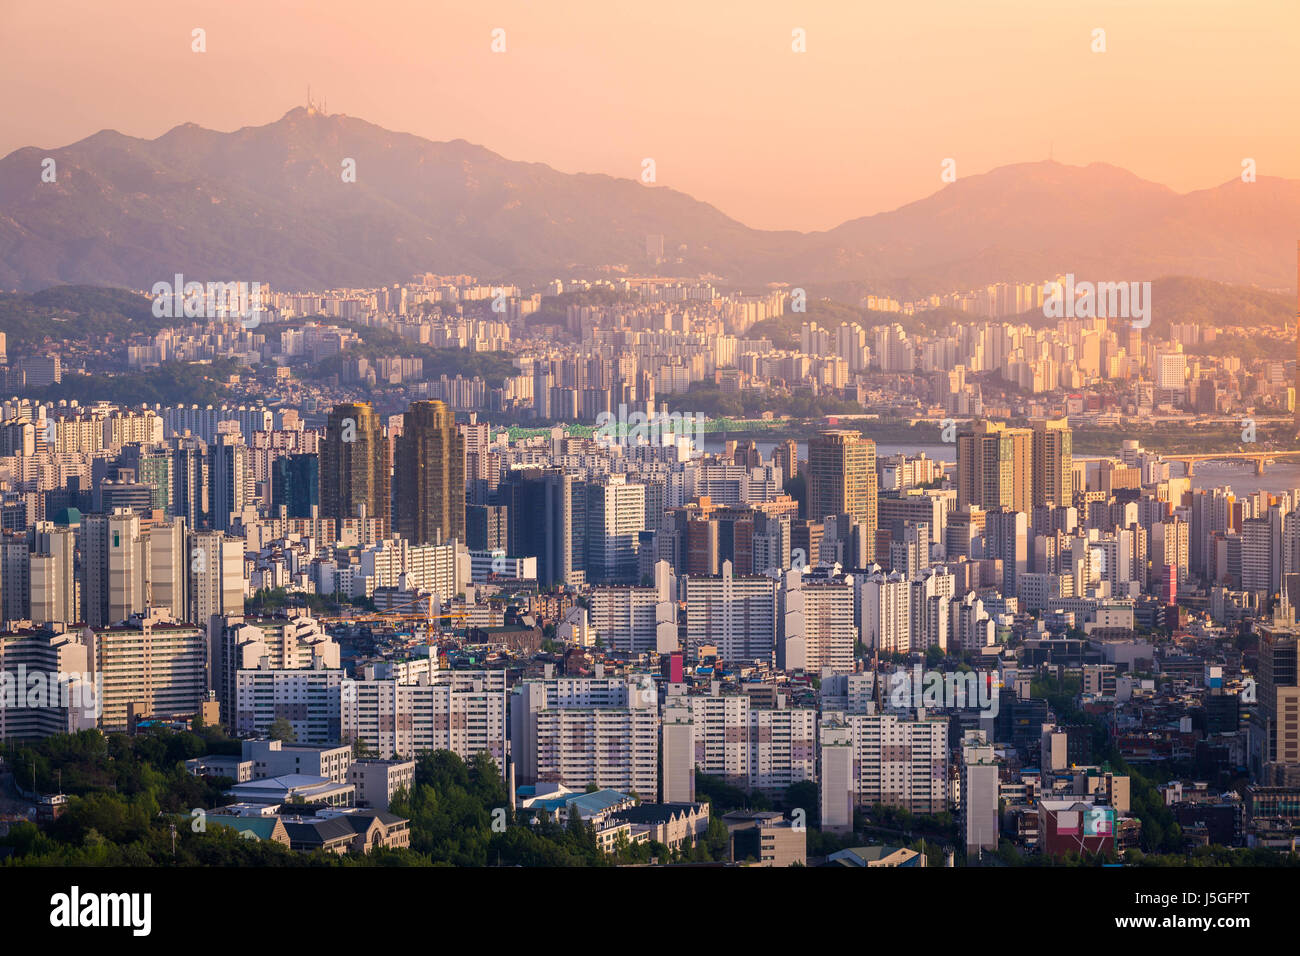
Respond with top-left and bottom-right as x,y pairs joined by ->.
3,0 -> 1296,231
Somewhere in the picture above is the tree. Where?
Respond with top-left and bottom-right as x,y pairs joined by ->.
268,717 -> 297,743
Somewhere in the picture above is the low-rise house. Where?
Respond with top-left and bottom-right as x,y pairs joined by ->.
279,809 -> 411,854
206,814 -> 291,846
611,802 -> 711,853
824,845 -> 925,867
226,773 -> 355,807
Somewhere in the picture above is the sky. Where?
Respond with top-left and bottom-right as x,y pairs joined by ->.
2,0 -> 1296,231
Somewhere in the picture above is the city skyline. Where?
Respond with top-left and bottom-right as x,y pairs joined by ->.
1,0 -> 1296,918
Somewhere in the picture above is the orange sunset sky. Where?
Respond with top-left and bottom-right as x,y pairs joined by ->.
2,0 -> 1296,231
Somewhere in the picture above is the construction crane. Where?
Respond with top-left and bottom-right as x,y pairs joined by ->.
321,590 -> 473,643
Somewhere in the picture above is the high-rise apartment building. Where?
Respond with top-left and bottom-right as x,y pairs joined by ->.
29,523 -> 77,627
957,420 -> 1031,513
88,611 -> 207,732
589,561 -> 677,654
686,689 -> 816,792
985,508 -> 1028,598
188,530 -> 246,627
81,509 -> 147,627
860,569 -> 912,654
807,430 -> 877,563
342,670 -> 507,765
234,665 -> 346,744
778,569 -> 855,674
831,711 -> 949,814
1032,418 -> 1073,508
149,518 -> 188,622
684,560 -> 777,664
509,677 -> 658,793
0,630 -> 96,740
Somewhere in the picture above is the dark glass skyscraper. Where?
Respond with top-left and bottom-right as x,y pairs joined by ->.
272,453 -> 320,519
392,400 -> 465,545
319,403 -> 389,530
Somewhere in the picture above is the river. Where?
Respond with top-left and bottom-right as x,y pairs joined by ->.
700,438 -> 1300,498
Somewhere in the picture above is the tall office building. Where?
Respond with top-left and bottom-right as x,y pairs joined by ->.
502,467 -> 585,588
170,435 -> 210,529
466,504 -> 508,552
320,403 -> 389,532
209,432 -> 250,532
807,430 -> 877,563
393,400 -> 465,546
1257,625 -> 1299,765
120,442 -> 173,517
585,475 -> 645,584
271,453 -> 320,518
1031,418 -> 1073,508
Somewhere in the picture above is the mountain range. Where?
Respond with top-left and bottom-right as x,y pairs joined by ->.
1,107 -> 1297,295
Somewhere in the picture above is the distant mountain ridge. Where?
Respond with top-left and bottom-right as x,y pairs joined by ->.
1,108 -> 1296,294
